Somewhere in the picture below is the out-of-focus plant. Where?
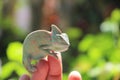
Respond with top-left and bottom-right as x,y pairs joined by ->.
73,32 -> 120,80
0,42 -> 29,80
0,0 -> 2,22
0,59 -> 2,75
0,0 -> 31,39
62,27 -> 82,72
62,8 -> 120,80
100,8 -> 120,48
64,8 -> 120,80
63,73 -> 68,80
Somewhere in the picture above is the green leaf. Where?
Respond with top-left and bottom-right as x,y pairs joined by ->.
109,49 -> 120,63
78,34 -> 94,52
0,62 -> 16,79
66,27 -> 82,40
7,42 -> 23,64
111,8 -> 120,22
73,55 -> 92,73
87,47 -> 103,61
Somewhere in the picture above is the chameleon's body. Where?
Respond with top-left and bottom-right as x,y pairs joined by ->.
23,24 -> 70,72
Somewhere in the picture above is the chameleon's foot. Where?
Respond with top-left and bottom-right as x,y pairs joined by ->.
27,66 -> 37,72
50,50 -> 58,59
31,66 -> 37,72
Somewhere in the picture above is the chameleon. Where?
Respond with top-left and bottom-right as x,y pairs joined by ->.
23,24 -> 70,72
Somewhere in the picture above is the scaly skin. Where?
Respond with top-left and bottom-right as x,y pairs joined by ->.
23,24 -> 70,72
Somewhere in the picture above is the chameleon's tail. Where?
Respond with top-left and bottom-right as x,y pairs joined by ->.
23,54 -> 36,72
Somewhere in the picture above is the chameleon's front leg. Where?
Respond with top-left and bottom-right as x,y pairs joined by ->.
39,44 -> 58,58
23,54 -> 36,72
49,50 -> 58,58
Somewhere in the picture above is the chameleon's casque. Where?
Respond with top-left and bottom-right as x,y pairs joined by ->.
23,24 -> 70,72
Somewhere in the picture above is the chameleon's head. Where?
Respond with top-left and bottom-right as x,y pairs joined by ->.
51,24 -> 70,52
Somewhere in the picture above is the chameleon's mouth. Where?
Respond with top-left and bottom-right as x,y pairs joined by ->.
61,47 -> 69,52
54,45 -> 69,52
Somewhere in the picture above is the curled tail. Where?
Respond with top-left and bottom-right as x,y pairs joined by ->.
23,54 -> 36,72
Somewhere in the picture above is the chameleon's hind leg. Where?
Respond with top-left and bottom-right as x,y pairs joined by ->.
23,54 -> 36,72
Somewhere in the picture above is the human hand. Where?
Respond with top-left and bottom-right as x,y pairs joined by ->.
19,53 -> 82,80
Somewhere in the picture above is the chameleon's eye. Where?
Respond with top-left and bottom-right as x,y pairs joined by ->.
56,34 -> 60,36
58,36 -> 62,39
56,34 -> 62,39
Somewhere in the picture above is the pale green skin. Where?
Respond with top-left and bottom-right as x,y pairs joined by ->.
23,25 -> 70,72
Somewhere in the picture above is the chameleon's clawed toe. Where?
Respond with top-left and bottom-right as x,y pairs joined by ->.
49,51 -> 58,59
30,66 -> 37,72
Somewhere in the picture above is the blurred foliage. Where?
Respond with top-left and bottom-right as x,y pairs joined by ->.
0,0 -> 120,80
62,8 -> 120,80
0,42 -> 29,80
7,42 -> 23,63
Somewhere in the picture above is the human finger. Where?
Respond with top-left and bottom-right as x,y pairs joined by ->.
68,71 -> 82,80
47,52 -> 62,80
19,74 -> 30,80
31,59 -> 49,80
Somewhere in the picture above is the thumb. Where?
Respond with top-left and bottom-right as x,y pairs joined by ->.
68,71 -> 82,80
